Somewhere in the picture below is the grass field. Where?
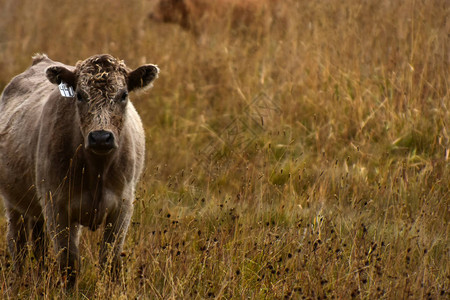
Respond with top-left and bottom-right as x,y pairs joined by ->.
0,0 -> 449,298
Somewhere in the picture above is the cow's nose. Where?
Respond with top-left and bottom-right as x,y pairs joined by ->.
87,130 -> 116,154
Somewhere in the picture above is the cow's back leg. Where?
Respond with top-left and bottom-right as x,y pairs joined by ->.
5,207 -> 29,272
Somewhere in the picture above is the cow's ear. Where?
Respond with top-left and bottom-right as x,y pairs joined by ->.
46,66 -> 76,88
127,65 -> 159,92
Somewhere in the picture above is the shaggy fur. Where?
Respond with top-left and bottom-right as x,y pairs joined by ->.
0,54 -> 159,287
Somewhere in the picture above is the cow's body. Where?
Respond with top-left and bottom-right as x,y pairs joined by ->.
0,54 -> 158,287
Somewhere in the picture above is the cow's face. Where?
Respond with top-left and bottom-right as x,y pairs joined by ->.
46,54 -> 159,155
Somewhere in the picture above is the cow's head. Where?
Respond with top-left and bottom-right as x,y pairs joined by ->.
46,54 -> 159,155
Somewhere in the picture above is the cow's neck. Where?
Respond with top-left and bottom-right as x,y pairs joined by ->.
82,151 -> 117,196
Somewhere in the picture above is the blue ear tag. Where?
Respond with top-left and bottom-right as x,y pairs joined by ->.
58,82 -> 75,97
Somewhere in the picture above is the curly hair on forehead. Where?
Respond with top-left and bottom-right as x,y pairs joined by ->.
75,54 -> 129,105
76,54 -> 129,75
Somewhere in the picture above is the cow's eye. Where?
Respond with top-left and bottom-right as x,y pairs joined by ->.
76,92 -> 84,102
120,91 -> 128,102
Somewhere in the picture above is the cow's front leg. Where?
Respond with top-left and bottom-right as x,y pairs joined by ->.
54,222 -> 81,288
30,216 -> 47,268
99,200 -> 133,278
44,202 -> 81,288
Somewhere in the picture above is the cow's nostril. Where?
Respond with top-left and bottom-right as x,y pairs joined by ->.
87,130 -> 116,154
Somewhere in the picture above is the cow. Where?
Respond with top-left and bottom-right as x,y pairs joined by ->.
148,0 -> 284,37
0,54 -> 159,287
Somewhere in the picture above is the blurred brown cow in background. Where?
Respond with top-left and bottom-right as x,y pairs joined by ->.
148,0 -> 286,37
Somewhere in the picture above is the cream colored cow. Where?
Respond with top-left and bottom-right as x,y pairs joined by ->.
0,54 -> 158,287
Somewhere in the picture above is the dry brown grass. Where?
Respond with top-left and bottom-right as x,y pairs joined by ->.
0,0 -> 449,298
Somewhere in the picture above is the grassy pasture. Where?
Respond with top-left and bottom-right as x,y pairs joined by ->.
0,0 -> 449,298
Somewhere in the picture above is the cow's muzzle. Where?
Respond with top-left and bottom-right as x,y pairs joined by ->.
87,130 -> 117,155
